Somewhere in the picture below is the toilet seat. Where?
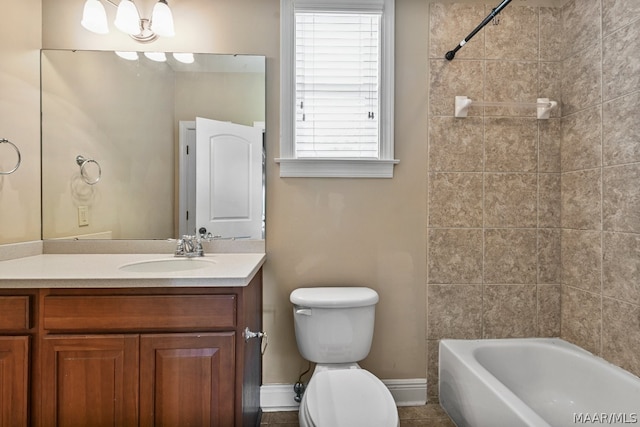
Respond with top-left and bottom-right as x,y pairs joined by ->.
302,369 -> 398,427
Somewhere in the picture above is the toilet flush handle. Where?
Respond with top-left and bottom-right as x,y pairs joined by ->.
295,307 -> 312,316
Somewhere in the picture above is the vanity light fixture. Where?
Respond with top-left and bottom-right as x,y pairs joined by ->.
81,0 -> 175,43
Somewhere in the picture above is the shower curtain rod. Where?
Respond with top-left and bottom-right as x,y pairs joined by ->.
445,0 -> 513,61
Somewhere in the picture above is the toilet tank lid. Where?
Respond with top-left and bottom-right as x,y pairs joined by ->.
290,287 -> 379,308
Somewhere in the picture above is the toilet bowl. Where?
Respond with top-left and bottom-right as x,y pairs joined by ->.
290,287 -> 399,427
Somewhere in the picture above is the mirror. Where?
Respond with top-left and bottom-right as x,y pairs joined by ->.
41,49 -> 265,240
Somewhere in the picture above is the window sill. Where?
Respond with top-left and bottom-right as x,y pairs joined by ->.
275,158 -> 399,178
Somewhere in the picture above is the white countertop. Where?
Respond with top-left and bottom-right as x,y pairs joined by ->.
0,253 -> 266,288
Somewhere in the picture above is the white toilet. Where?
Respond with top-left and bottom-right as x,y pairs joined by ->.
290,287 -> 399,427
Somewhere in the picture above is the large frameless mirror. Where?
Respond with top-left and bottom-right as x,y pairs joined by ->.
41,49 -> 266,241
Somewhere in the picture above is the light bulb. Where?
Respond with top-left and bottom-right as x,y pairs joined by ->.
114,0 -> 141,35
151,0 -> 175,37
81,0 -> 109,35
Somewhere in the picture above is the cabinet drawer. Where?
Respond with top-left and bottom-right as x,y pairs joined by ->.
0,296 -> 31,330
43,295 -> 236,332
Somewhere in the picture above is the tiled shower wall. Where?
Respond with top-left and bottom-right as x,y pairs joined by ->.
559,0 -> 640,379
426,2 -> 563,402
426,0 -> 640,402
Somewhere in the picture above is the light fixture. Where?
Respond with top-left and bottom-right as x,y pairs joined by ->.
81,0 -> 109,34
81,0 -> 175,43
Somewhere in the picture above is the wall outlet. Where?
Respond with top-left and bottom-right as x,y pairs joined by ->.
78,205 -> 89,227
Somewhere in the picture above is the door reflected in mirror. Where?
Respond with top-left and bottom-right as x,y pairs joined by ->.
41,49 -> 266,240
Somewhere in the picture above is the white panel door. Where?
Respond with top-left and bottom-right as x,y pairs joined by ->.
195,117 -> 263,239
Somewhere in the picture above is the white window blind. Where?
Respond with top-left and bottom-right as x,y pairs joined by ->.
295,11 -> 381,158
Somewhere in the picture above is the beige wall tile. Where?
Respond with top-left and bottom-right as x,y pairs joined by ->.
540,7 -> 563,61
603,232 -> 640,306
603,164 -> 640,233
602,298 -> 640,377
603,0 -> 640,36
603,21 -> 640,102
428,229 -> 483,284
561,169 -> 602,230
538,228 -> 561,283
427,284 -> 482,339
538,173 -> 561,227
538,284 -> 561,337
428,117 -> 484,172
562,229 -> 602,293
538,119 -> 561,172
428,173 -> 483,228
484,229 -> 537,284
485,118 -> 538,172
561,106 -> 602,172
429,3 -> 485,60
485,6 -> 538,61
603,92 -> 640,166
484,173 -> 537,228
562,43 -> 602,116
485,62 -> 539,117
430,60 -> 484,117
562,0 -> 601,57
561,286 -> 602,355
538,62 -> 562,118
483,285 -> 537,338
426,339 -> 440,403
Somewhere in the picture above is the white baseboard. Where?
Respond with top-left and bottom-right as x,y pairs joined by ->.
260,378 -> 427,412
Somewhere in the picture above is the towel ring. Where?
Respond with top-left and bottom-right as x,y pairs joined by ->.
76,155 -> 102,185
0,139 -> 21,175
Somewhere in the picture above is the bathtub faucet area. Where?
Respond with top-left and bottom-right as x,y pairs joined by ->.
175,235 -> 204,257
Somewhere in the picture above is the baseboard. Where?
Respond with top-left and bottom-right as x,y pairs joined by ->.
260,378 -> 427,412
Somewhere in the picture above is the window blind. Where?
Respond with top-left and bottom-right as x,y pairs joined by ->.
295,11 -> 381,158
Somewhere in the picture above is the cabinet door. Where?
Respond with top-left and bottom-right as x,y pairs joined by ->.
140,332 -> 235,427
0,336 -> 29,427
41,335 -> 139,427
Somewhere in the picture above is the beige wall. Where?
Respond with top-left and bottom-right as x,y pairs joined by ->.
559,0 -> 640,379
0,1 -> 41,244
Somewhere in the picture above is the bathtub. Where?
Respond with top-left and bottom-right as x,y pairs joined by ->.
439,338 -> 640,427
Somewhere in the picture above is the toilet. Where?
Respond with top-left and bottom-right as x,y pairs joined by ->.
290,287 -> 399,427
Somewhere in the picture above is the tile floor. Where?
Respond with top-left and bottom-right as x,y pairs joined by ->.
260,404 -> 456,426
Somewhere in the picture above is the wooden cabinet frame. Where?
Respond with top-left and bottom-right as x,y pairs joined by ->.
0,268 -> 262,427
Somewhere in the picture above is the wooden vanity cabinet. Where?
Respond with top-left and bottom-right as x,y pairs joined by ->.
0,294 -> 33,427
32,269 -> 262,427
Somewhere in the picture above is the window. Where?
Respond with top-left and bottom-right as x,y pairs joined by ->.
277,0 -> 397,178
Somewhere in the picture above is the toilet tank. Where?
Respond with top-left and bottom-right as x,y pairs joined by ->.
290,287 -> 379,364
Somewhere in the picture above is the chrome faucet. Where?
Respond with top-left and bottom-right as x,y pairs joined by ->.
175,235 -> 204,257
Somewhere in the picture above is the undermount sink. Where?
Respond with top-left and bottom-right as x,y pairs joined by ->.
118,257 -> 217,273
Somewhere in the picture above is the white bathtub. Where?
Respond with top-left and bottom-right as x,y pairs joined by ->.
439,338 -> 640,427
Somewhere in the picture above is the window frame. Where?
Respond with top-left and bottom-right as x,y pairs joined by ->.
277,0 -> 397,178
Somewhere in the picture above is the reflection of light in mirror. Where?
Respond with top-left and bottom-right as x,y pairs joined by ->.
115,51 -> 139,61
144,52 -> 167,62
173,52 -> 194,64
